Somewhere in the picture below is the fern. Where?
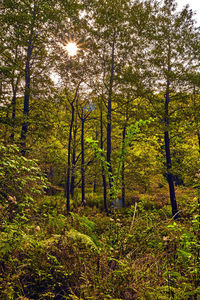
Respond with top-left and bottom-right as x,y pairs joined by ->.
70,212 -> 98,245
67,229 -> 98,252
70,212 -> 96,231
41,234 -> 61,248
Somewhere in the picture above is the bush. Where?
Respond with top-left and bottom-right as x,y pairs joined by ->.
0,142 -> 47,217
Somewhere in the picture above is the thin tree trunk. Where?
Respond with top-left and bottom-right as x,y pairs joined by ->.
197,133 -> 200,153
192,89 -> 200,154
163,38 -> 179,219
164,131 -> 178,218
106,31 -> 116,195
164,78 -> 178,219
10,91 -> 17,141
65,103 -> 74,212
93,176 -> 97,193
100,104 -> 107,212
65,83 -> 80,212
70,109 -> 78,199
70,146 -> 76,199
10,45 -> 20,142
93,127 -> 98,193
20,39 -> 33,156
4,108 -> 9,144
121,125 -> 126,207
81,118 -> 85,206
20,2 -> 36,156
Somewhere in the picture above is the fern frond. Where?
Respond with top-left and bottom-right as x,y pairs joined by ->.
67,229 -> 98,252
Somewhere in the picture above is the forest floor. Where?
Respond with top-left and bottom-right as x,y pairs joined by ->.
0,186 -> 199,299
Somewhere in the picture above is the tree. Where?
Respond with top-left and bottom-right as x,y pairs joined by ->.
1,0 -> 78,154
78,102 -> 92,206
85,0 -> 134,206
145,0 -> 200,218
64,83 -> 81,211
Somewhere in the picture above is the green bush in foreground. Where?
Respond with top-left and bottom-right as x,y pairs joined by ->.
0,142 -> 47,218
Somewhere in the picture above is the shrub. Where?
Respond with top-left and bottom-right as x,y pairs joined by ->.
0,142 -> 47,217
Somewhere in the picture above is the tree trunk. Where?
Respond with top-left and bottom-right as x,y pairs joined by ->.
81,118 -> 85,206
4,108 -> 9,144
65,103 -> 75,212
93,176 -> 97,193
164,78 -> 178,219
10,47 -> 20,142
197,132 -> 200,153
100,104 -> 107,212
70,109 -> 78,199
20,40 -> 33,156
93,128 -> 98,193
121,125 -> 126,207
106,31 -> 116,195
70,148 -> 76,199
164,131 -> 178,218
65,83 -> 80,212
10,91 -> 17,141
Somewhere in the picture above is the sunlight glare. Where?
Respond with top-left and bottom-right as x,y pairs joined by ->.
66,42 -> 78,56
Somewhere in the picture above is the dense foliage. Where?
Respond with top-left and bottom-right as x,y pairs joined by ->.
0,192 -> 199,298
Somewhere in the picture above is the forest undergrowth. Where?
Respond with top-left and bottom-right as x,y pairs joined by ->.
0,187 -> 199,300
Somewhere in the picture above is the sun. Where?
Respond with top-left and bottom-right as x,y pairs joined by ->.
65,42 -> 78,56
59,36 -> 85,57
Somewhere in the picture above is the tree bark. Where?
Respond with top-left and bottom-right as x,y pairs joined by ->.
65,83 -> 80,212
20,37 -> 33,155
106,31 -> 116,196
121,125 -> 126,207
81,118 -> 85,206
197,133 -> 200,153
4,109 -> 9,144
10,91 -> 17,142
164,78 -> 178,219
93,127 -> 98,193
164,131 -> 178,218
65,103 -> 74,212
20,2 -> 36,155
10,54 -> 20,141
100,103 -> 107,212
70,108 -> 78,199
